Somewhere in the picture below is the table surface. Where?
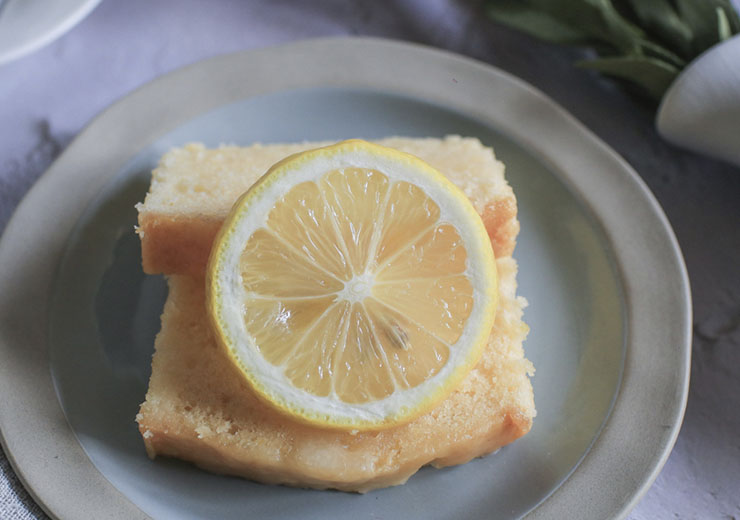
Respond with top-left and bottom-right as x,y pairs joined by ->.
1,1 -> 738,519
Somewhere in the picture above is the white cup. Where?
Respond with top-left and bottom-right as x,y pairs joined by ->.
657,34 -> 740,167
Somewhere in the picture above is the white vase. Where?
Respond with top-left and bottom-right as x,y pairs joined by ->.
656,34 -> 740,167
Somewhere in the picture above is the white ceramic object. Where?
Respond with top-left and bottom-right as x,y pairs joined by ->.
657,34 -> 740,166
0,0 -> 101,66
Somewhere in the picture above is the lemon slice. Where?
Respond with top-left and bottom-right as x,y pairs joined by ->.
206,139 -> 498,430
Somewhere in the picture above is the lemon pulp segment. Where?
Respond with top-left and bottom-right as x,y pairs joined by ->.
240,167 -> 474,404
208,140 -> 497,429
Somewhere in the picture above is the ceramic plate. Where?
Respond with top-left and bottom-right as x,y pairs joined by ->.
0,38 -> 691,519
0,0 -> 100,65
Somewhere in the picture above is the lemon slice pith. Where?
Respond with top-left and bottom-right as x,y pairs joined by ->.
206,140 -> 498,430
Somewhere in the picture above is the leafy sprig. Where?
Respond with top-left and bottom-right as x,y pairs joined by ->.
486,0 -> 740,101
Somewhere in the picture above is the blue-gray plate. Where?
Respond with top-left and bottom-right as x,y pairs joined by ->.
0,38 -> 691,520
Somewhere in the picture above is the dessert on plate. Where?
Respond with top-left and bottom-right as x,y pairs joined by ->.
135,136 -> 535,492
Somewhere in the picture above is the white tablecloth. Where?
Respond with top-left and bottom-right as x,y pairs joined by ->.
1,1 -> 738,518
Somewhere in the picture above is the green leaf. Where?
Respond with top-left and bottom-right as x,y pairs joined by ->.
486,0 -> 645,53
484,0 -> 740,108
713,0 -> 740,33
577,55 -> 679,100
638,39 -> 687,68
539,0 -> 645,53
619,0 -> 693,58
675,0 -> 739,57
485,1 -> 590,44
717,7 -> 732,41
728,5 -> 740,33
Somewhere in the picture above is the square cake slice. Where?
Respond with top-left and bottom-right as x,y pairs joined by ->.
137,258 -> 534,492
136,136 -> 519,276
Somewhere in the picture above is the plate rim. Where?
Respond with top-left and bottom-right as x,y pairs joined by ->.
0,36 -> 691,520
